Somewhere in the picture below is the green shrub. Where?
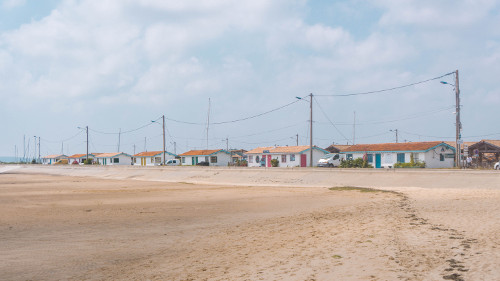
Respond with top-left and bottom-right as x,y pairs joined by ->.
270,158 -> 279,167
340,158 -> 373,168
83,158 -> 93,165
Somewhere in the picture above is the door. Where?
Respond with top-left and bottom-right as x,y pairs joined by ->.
300,154 -> 307,167
375,154 -> 381,168
265,155 -> 270,167
191,157 -> 195,165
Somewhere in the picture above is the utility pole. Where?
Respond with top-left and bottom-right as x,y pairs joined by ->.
296,134 -> 299,146
117,128 -> 121,152
133,144 -> 136,155
309,93 -> 313,167
455,70 -> 462,168
173,142 -> 176,155
144,137 -> 147,152
38,137 -> 40,163
353,111 -> 356,145
162,115 -> 166,165
86,126 -> 89,162
23,135 -> 25,163
390,129 -> 399,143
225,137 -> 229,151
33,136 -> 37,163
206,98 -> 211,150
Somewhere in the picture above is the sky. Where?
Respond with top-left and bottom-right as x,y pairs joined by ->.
1,0 -> 500,158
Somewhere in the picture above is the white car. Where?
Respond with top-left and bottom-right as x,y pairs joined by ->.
494,162 -> 499,170
317,154 -> 341,167
165,159 -> 181,166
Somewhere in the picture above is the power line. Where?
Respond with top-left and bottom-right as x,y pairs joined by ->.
89,117 -> 162,135
315,72 -> 455,97
165,99 -> 301,125
314,97 -> 351,144
39,130 -> 84,143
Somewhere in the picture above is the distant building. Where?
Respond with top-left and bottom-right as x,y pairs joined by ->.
325,144 -> 352,153
179,149 -> 231,166
67,153 -> 95,165
340,141 -> 455,168
41,154 -> 68,165
133,151 -> 178,166
245,145 -> 329,167
94,152 -> 132,166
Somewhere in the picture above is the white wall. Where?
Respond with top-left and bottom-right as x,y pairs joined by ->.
134,153 -> 176,166
422,147 -> 455,168
181,152 -> 231,166
97,155 -> 132,166
247,149 -> 327,167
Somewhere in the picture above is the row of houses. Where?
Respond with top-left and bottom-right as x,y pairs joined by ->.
40,139 -> 493,169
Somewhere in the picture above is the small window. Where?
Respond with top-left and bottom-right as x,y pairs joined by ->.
281,155 -> 286,163
182,157 -> 185,163
347,154 -> 353,160
440,154 -> 445,161
367,154 -> 373,163
249,155 -> 253,163
397,153 -> 405,163
290,154 -> 295,161
210,156 -> 217,163
113,158 -> 119,163
205,156 -> 209,162
256,156 -> 260,163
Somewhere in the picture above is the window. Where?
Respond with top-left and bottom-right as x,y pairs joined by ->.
281,155 -> 287,163
397,153 -> 405,163
440,154 -> 445,161
290,154 -> 295,161
249,156 -> 253,163
134,158 -> 137,163
347,154 -> 353,160
182,157 -> 185,163
367,154 -> 373,163
113,158 -> 119,163
155,157 -> 161,164
256,156 -> 260,163
205,156 -> 209,162
210,156 -> 217,163
414,153 -> 420,162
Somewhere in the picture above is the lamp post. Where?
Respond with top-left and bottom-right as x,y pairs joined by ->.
440,70 -> 461,168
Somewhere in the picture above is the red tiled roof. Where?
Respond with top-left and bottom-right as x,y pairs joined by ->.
343,141 -> 449,152
179,149 -> 223,156
134,151 -> 163,157
95,152 -> 130,158
246,145 -> 325,154
42,154 -> 67,159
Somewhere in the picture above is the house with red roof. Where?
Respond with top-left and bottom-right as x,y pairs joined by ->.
41,154 -> 68,165
67,153 -> 95,165
340,141 -> 456,168
245,145 -> 329,167
133,151 -> 178,166
178,149 -> 231,166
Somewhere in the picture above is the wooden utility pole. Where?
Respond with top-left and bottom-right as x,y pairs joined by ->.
296,134 -> 299,146
162,115 -> 166,165
455,70 -> 462,168
86,126 -> 89,162
309,93 -> 313,167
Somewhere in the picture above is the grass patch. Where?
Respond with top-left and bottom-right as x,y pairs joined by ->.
332,255 -> 342,259
328,186 -> 393,193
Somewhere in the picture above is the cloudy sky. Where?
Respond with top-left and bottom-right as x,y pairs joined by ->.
1,0 -> 499,158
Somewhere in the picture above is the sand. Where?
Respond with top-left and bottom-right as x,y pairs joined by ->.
0,165 -> 499,280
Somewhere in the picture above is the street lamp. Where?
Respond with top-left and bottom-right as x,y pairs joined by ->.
440,69 -> 462,168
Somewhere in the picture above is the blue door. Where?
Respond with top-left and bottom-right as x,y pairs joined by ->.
375,154 -> 381,168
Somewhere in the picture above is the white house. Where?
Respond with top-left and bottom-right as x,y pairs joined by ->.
94,152 -> 133,166
245,145 -> 329,167
133,151 -> 178,166
41,154 -> 68,165
179,149 -> 231,166
340,141 -> 456,168
67,153 -> 95,165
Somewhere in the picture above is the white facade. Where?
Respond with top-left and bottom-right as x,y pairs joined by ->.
67,154 -> 94,165
95,153 -> 133,166
133,151 -> 178,166
342,143 -> 455,169
180,150 -> 231,166
41,154 -> 68,165
246,146 -> 328,167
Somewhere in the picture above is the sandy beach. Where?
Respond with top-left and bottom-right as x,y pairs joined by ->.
0,165 -> 499,280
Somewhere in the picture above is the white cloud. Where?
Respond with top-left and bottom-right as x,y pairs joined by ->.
1,0 -> 25,9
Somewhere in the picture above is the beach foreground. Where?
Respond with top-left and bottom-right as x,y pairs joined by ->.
1,166 -> 499,280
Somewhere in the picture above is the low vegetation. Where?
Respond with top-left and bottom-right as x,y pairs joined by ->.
339,158 -> 373,168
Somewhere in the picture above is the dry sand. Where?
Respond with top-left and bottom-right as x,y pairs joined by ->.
0,165 -> 499,280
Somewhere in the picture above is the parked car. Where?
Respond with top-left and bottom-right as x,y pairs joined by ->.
317,153 -> 341,167
196,161 -> 209,166
494,162 -> 499,170
165,159 -> 181,166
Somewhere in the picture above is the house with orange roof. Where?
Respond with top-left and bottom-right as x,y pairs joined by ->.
133,151 -> 178,166
94,152 -> 133,166
41,154 -> 68,165
340,141 -> 456,168
178,149 -> 231,166
67,153 -> 95,165
245,145 -> 329,167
